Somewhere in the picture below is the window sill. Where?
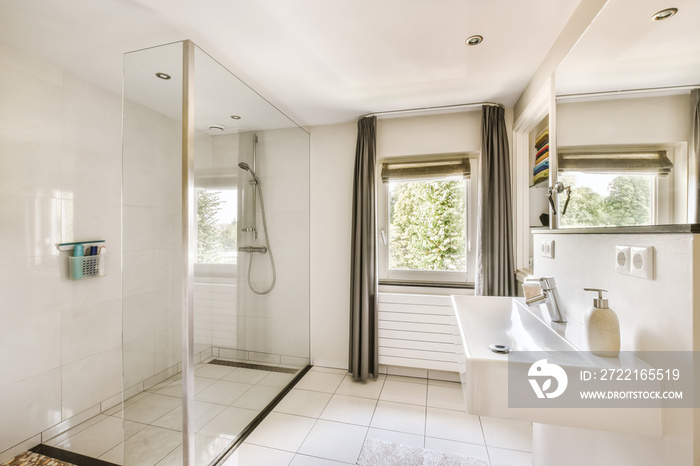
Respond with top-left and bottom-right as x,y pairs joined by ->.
378,280 -> 474,290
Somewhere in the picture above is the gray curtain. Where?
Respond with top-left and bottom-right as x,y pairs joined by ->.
349,116 -> 378,380
692,89 -> 700,222
476,105 -> 516,296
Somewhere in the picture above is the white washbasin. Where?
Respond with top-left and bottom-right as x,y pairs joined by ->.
451,296 -> 661,436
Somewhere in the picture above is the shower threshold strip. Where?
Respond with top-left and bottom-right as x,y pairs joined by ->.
207,359 -> 299,374
26,445 -> 118,466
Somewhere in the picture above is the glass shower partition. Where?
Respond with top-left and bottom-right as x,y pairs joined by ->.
122,41 -> 310,466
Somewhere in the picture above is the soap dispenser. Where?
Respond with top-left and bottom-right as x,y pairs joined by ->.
584,288 -> 620,358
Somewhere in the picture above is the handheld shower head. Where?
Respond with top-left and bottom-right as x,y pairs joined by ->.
238,162 -> 260,183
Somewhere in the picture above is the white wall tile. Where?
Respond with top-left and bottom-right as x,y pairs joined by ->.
0,312 -> 61,387
61,298 -> 121,365
0,129 -> 62,197
123,250 -> 155,297
0,369 -> 61,453
154,326 -> 182,374
61,347 -> 122,419
123,335 -> 155,388
0,194 -> 61,258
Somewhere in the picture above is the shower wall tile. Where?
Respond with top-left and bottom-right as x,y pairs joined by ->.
61,145 -> 121,205
123,292 -> 156,344
61,298 -> 122,365
155,326 -> 182,373
61,347 -> 121,419
0,61 -> 63,141
0,128 -> 62,198
0,44 -> 125,453
0,368 -> 61,454
262,173 -> 310,213
0,312 -> 61,387
0,255 -> 62,322
0,194 -> 62,258
123,335 -> 156,389
123,205 -> 155,251
271,318 -> 310,358
123,250 -> 155,297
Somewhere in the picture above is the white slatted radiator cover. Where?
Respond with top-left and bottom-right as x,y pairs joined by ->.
378,293 -> 458,372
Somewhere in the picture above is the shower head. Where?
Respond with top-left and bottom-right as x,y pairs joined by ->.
238,162 -> 260,183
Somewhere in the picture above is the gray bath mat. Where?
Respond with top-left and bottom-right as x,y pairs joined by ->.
356,438 -> 489,466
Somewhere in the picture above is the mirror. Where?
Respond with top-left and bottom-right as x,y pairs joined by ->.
554,0 -> 700,228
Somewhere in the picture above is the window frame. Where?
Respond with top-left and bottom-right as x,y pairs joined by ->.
376,155 -> 478,286
556,144 -> 675,228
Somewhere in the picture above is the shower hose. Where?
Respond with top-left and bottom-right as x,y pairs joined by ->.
246,181 -> 276,295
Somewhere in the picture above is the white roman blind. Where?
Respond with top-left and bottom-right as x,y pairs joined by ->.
381,156 -> 471,182
558,149 -> 673,176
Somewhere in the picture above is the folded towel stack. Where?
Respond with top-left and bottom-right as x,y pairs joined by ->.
533,128 -> 549,184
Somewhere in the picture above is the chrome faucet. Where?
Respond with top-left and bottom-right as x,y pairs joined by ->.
523,277 -> 567,323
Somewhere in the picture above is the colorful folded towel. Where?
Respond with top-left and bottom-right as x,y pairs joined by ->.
535,144 -> 549,160
535,129 -> 549,149
533,159 -> 549,175
533,169 -> 549,185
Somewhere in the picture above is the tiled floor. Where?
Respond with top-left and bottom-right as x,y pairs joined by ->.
224,367 -> 532,466
43,365 -> 532,466
44,361 -> 299,466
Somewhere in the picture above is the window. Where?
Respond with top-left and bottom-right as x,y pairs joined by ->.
196,188 -> 237,264
377,156 -> 477,285
557,148 -> 672,228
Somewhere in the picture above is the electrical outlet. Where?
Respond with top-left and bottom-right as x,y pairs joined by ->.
630,246 -> 654,280
541,240 -> 555,259
615,245 -> 630,275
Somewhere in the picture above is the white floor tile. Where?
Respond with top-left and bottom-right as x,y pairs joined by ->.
152,400 -> 227,432
56,415 -> 123,458
488,446 -> 533,466
379,378 -> 427,405
298,420 -> 367,464
195,364 -> 236,380
273,389 -> 332,418
156,434 -> 231,466
232,385 -> 282,410
289,454 -> 354,465
294,371 -> 345,393
424,437 -> 489,461
198,406 -> 259,439
223,368 -> 271,384
308,367 -> 348,375
155,376 -> 216,397
44,414 -> 109,447
426,381 -> 466,411
480,417 -> 533,452
334,374 -> 385,400
123,394 -> 181,424
245,412 -> 316,452
122,425 -> 182,466
369,401 -> 425,436
223,443 -> 294,466
385,374 -> 427,385
365,428 -> 424,449
99,443 -> 123,464
319,395 -> 376,426
195,380 -> 253,405
259,372 -> 297,389
425,407 -> 484,445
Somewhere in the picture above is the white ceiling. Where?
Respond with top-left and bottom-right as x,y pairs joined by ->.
0,0 -> 584,127
556,0 -> 700,95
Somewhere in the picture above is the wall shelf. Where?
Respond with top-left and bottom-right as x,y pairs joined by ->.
56,240 -> 105,252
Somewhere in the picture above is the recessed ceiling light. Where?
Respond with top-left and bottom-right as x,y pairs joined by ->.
155,72 -> 171,80
208,124 -> 225,132
652,8 -> 677,21
230,115 -> 242,120
465,35 -> 483,46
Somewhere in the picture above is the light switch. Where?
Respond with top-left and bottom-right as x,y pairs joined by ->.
630,246 -> 654,280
